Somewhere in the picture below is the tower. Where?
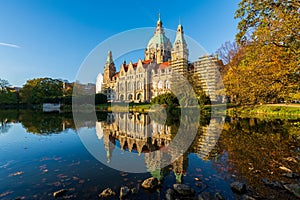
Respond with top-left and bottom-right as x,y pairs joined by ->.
102,51 -> 116,90
145,14 -> 172,64
171,24 -> 189,75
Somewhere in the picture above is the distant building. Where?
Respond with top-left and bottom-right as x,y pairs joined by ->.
96,16 -> 221,102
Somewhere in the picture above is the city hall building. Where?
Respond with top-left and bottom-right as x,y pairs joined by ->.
96,16 -> 220,102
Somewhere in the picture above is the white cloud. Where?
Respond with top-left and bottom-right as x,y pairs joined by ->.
0,42 -> 20,48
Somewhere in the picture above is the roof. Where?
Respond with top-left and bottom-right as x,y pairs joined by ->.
147,33 -> 172,51
159,61 -> 170,69
113,72 -> 120,77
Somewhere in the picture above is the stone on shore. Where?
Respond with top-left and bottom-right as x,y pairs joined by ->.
165,188 -> 175,200
230,182 -> 246,194
141,177 -> 159,189
120,186 -> 130,198
173,184 -> 195,196
99,188 -> 116,198
198,192 -> 218,200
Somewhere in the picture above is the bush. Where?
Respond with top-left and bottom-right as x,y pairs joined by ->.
151,93 -> 179,107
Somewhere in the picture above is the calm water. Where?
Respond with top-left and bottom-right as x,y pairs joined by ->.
0,110 -> 299,199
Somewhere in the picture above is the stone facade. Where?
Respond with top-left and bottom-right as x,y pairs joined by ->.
97,16 -> 220,102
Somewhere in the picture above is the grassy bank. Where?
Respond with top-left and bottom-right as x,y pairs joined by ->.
227,104 -> 300,119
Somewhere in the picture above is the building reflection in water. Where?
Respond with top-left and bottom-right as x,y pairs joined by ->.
96,112 -> 223,182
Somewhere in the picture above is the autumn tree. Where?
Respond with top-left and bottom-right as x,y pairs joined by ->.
224,0 -> 300,105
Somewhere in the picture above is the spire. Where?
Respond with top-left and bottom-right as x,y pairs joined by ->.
174,24 -> 185,44
106,50 -> 114,65
172,20 -> 188,60
157,12 -> 162,27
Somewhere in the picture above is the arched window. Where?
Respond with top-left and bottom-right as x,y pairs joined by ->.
158,81 -> 163,89
137,93 -> 142,100
128,82 -> 132,91
137,81 -> 142,90
137,123 -> 142,132
119,83 -> 124,91
165,80 -> 170,89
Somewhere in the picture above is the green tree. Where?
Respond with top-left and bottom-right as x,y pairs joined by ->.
95,93 -> 108,104
20,78 -> 63,104
151,93 -> 179,107
0,78 -> 10,93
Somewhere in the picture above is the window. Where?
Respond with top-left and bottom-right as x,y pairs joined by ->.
137,81 -> 142,90
165,80 -> 170,89
158,81 -> 162,89
128,82 -> 133,91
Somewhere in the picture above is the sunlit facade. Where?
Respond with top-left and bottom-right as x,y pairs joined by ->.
97,16 -> 220,102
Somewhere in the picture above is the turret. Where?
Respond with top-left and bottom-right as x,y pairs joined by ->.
172,24 -> 189,61
171,23 -> 189,76
103,51 -> 116,84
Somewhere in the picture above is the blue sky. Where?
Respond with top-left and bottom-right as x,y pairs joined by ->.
0,0 -> 239,86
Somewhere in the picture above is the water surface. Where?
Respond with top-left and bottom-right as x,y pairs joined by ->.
0,110 -> 299,199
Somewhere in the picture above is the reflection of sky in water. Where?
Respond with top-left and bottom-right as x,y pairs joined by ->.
1,112 -> 298,199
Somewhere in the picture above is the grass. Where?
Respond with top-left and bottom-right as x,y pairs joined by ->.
227,104 -> 300,119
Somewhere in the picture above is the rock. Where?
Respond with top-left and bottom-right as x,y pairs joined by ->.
241,195 -> 256,200
283,184 -> 300,198
131,187 -> 138,194
198,192 -> 218,200
215,192 -> 224,200
141,177 -> 159,189
173,184 -> 195,196
283,172 -> 299,178
230,182 -> 246,194
99,188 -> 116,198
263,178 -> 283,189
120,186 -> 130,198
53,189 -> 67,198
166,188 -> 175,200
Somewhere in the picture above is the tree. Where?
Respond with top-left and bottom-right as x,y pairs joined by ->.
223,0 -> 300,105
20,78 -> 63,104
216,41 -> 240,66
151,93 -> 179,107
235,0 -> 300,50
0,79 -> 10,93
95,93 -> 108,104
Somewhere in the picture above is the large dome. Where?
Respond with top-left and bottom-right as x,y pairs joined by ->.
146,19 -> 172,51
147,32 -> 172,51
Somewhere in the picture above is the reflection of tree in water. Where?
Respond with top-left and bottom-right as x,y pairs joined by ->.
19,111 -> 75,134
0,110 -> 19,134
211,117 -> 300,199
0,119 -> 11,134
0,109 -> 114,135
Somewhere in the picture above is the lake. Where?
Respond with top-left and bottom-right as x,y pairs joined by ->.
0,110 -> 299,199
